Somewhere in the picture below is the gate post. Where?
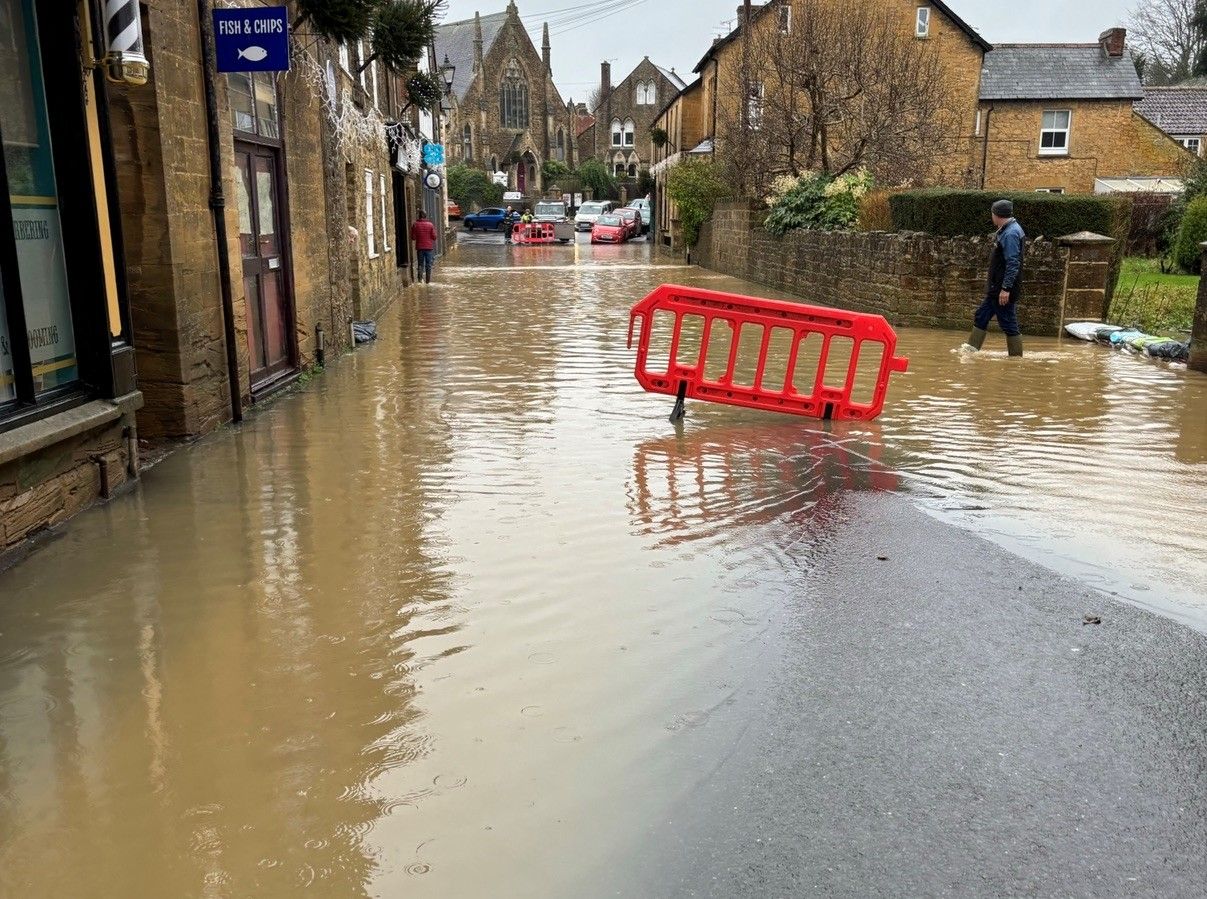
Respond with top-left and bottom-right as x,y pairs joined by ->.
1058,231 -> 1115,328
1192,243 -> 1207,373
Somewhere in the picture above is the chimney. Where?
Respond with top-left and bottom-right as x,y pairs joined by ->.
1099,27 -> 1126,58
542,22 -> 551,73
601,60 -> 611,98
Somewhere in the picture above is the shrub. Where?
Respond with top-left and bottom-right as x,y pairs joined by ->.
578,159 -> 617,201
447,164 -> 496,210
542,159 -> 571,182
889,188 -> 1132,300
858,190 -> 894,232
667,157 -> 731,246
763,169 -> 872,236
1173,195 -> 1207,272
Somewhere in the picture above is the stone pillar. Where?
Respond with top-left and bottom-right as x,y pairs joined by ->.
1058,231 -> 1116,326
1191,243 -> 1207,373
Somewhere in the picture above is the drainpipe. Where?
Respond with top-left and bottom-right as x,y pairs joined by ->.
980,105 -> 993,190
197,0 -> 243,423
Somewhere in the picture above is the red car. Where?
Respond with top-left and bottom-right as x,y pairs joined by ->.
616,207 -> 641,239
591,213 -> 629,244
447,200 -> 462,220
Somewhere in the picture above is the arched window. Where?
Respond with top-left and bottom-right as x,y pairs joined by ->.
628,163 -> 637,177
611,118 -> 622,148
623,118 -> 635,147
635,82 -> 645,105
613,152 -> 626,176
462,124 -> 473,161
490,155 -> 498,173
500,59 -> 529,129
556,128 -> 565,162
646,81 -> 656,106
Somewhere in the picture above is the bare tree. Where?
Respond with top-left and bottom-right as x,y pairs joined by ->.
717,0 -> 962,195
1127,0 -> 1207,84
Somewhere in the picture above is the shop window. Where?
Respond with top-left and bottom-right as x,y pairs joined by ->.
365,170 -> 377,257
1,0 -> 77,403
1039,110 -> 1071,155
228,71 -> 280,140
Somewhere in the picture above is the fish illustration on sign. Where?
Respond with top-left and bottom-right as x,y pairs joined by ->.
237,46 -> 269,62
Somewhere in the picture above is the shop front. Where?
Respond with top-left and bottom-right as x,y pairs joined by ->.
0,0 -> 141,559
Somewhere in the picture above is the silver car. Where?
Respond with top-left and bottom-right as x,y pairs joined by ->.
574,201 -> 614,231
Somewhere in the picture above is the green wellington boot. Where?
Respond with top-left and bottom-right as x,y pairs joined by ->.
1007,334 -> 1024,357
965,327 -> 987,350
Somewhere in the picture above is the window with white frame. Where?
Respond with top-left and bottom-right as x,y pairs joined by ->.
380,174 -> 390,252
357,40 -> 367,92
746,82 -> 765,130
370,59 -> 379,108
635,82 -> 645,105
1177,136 -> 1202,156
975,109 -> 982,136
614,153 -> 625,175
1035,188 -> 1064,194
1039,109 -> 1071,155
778,3 -> 792,34
365,170 -> 377,257
611,118 -> 623,147
916,6 -> 930,37
647,80 -> 656,106
338,42 -> 350,73
623,118 -> 635,146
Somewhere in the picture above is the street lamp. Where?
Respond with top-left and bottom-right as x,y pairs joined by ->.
440,54 -> 455,95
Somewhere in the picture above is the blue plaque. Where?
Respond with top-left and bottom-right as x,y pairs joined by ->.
213,7 -> 290,73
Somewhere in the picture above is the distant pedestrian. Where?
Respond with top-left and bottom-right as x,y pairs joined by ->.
966,199 -> 1025,357
504,205 -> 515,242
410,210 -> 438,284
521,207 -> 534,223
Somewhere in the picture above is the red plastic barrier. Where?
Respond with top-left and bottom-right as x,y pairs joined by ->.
512,222 -> 558,244
628,284 -> 909,421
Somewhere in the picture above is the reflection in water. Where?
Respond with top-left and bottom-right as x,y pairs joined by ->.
0,235 -> 1205,896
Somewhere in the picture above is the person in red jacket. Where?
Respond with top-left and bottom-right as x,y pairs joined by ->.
410,210 -> 439,284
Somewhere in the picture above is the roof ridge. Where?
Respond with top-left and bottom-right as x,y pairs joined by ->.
437,10 -> 508,28
991,42 -> 1102,49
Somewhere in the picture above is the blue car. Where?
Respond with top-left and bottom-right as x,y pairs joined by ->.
463,207 -> 517,231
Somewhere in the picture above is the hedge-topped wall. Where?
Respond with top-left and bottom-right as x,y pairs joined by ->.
889,189 -> 1131,301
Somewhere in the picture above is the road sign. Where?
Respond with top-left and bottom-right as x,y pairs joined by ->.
422,143 -> 445,166
213,7 -> 289,73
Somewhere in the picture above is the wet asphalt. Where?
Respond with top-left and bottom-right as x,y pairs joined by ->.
616,493 -> 1207,898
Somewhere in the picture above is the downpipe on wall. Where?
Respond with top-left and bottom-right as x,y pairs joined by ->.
197,0 -> 243,423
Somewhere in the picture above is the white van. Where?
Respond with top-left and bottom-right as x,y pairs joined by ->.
574,200 -> 615,231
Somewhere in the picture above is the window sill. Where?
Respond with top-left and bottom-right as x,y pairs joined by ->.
368,251 -> 380,260
1037,149 -> 1069,157
0,393 -> 142,465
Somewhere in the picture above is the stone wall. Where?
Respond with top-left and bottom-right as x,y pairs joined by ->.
695,201 -> 1107,336
0,404 -> 136,561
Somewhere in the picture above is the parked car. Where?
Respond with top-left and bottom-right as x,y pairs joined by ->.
463,207 -> 516,231
575,201 -> 615,232
591,213 -> 629,244
616,207 -> 641,240
447,200 -> 462,220
626,198 -> 651,233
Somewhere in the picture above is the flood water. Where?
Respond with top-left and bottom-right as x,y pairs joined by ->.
1,236 -> 1205,896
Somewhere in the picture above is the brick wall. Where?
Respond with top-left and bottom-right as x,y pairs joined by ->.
695,201 -> 1088,336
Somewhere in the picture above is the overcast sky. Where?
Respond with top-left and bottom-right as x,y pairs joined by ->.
439,0 -> 1135,103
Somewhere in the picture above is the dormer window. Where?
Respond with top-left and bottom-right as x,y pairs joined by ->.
916,6 -> 930,38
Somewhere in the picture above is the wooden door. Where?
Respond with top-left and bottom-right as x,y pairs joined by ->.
517,162 -> 526,195
234,142 -> 294,386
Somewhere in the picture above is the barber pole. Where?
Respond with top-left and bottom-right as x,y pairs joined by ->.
103,0 -> 149,84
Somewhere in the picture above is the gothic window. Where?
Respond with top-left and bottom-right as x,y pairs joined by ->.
623,118 -> 635,147
462,124 -> 473,161
611,118 -> 622,148
613,152 -> 626,175
646,81 -> 656,106
556,128 -> 565,161
628,162 -> 637,177
490,155 -> 498,173
500,59 -> 529,129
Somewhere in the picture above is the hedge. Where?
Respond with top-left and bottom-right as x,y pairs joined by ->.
889,189 -> 1132,300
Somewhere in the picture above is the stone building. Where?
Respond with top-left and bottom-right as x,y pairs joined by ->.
650,77 -> 710,251
978,32 -> 1191,193
436,2 -> 577,197
1134,86 -> 1207,160
579,58 -> 686,178
676,1 -> 1187,196
3,0 -> 437,563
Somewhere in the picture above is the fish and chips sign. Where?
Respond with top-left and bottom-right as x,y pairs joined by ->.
213,7 -> 290,72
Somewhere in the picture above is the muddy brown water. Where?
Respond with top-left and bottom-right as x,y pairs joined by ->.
1,238 -> 1205,895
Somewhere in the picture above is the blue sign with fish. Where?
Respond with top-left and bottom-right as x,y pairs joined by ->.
213,7 -> 290,73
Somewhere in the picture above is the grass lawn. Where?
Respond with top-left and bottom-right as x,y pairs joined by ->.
1110,257 -> 1198,334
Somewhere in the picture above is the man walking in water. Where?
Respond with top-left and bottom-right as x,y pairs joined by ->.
411,209 -> 438,284
966,199 -> 1025,357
